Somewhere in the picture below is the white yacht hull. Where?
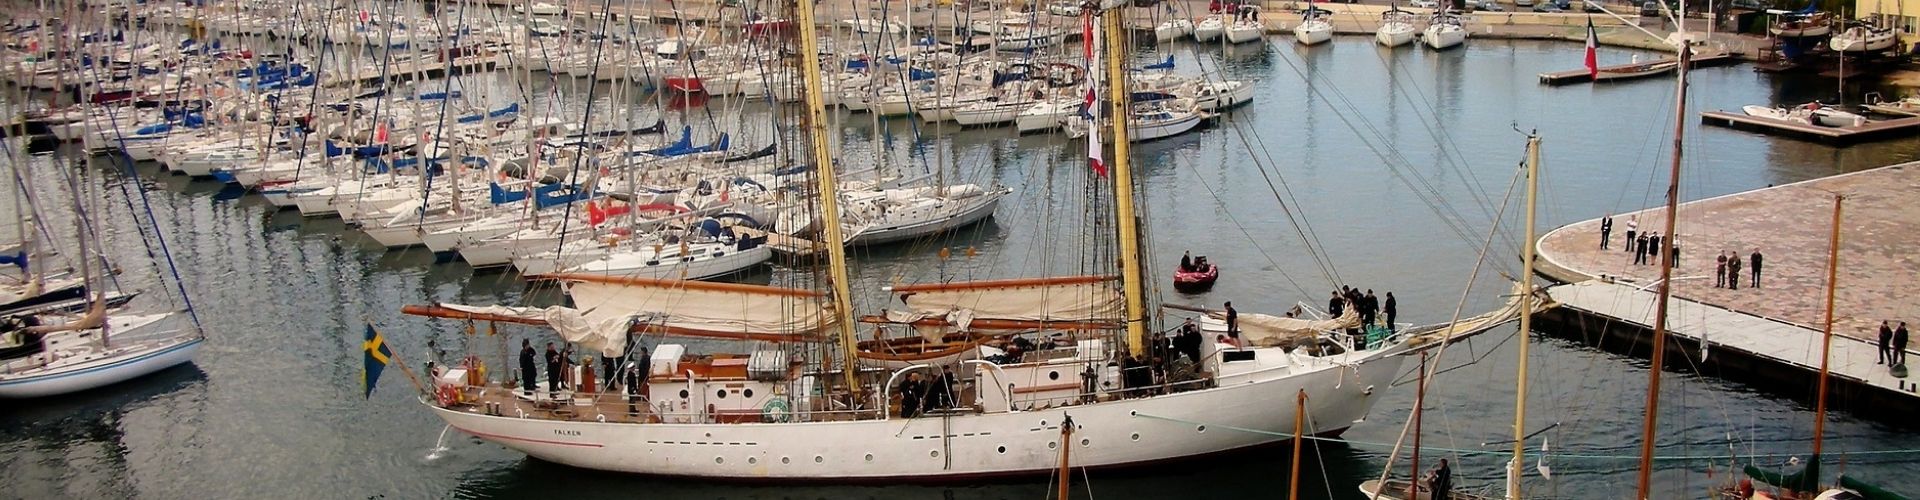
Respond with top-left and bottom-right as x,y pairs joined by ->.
428,342 -> 1408,480
1376,25 -> 1417,47
0,336 -> 202,399
1424,26 -> 1466,50
566,245 -> 773,280
1294,23 -> 1332,45
850,193 -> 1003,246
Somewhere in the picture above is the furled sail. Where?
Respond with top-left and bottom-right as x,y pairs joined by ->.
405,274 -> 834,357
874,276 -> 1124,339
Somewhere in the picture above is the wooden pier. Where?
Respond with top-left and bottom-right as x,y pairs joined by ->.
1537,51 -> 1738,85
1531,162 -> 1920,421
1699,111 -> 1920,144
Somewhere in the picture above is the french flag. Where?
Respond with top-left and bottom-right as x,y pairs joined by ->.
1082,13 -> 1108,178
1584,17 -> 1599,80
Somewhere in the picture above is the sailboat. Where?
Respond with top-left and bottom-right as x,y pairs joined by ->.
0,144 -> 205,398
1294,2 -> 1334,45
1423,5 -> 1468,50
1377,6 -> 1420,47
399,1 -> 1464,481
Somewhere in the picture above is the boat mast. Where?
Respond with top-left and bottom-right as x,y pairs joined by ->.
792,0 -> 864,395
1508,133 -> 1541,500
1100,1 -> 1147,356
1410,351 -> 1427,500
1634,43 -> 1691,500
1812,194 -> 1842,459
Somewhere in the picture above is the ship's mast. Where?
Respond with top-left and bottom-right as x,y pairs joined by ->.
1507,134 -> 1540,499
1100,2 -> 1147,356
1812,195 -> 1842,459
1635,43 -> 1691,500
792,0 -> 865,395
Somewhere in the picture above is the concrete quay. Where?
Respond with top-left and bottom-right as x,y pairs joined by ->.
1532,162 -> 1920,421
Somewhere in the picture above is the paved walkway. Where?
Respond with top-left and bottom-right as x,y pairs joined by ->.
1536,161 -> 1920,345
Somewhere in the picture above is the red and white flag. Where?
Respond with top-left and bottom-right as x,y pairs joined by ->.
1584,17 -> 1599,80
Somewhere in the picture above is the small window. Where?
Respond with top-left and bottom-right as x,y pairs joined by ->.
679,389 -> 690,399
716,389 -> 728,399
743,388 -> 754,398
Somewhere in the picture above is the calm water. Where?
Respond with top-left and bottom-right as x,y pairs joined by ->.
4,35 -> 1919,499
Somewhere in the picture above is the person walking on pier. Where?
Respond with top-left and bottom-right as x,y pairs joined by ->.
1896,322 -> 1910,366
1720,251 -> 1735,286
1880,321 -> 1896,365
1726,254 -> 1741,290
1750,249 -> 1764,288
1600,214 -> 1613,249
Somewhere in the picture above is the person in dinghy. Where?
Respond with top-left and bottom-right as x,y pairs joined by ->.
1174,251 -> 1220,293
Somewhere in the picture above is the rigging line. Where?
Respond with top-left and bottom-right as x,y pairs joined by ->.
1167,129 -> 1312,299
1176,48 -> 1342,289
1361,34 -> 1503,230
83,26 -> 203,330
1132,412 -> 1920,461
542,0 -> 618,261
1257,39 -> 1487,261
1365,154 -> 1525,493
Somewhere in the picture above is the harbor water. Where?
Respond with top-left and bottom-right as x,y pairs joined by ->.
5,36 -> 1920,499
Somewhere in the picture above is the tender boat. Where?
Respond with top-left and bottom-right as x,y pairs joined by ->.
1173,262 -> 1219,293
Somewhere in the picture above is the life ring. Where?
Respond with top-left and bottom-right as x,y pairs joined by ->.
761,397 -> 791,423
435,384 -> 460,406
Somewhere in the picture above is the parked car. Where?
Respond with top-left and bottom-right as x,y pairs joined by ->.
1515,0 -> 1535,7
1638,1 -> 1660,15
1583,0 -> 1605,12
1473,0 -> 1506,11
1410,0 -> 1439,7
1047,1 -> 1081,16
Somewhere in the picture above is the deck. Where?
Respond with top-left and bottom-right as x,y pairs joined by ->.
1699,111 -> 1920,144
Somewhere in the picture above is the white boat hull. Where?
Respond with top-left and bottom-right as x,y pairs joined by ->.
1376,25 -> 1417,47
566,245 -> 773,280
428,341 -> 1409,480
1294,22 -> 1332,45
0,337 -> 202,399
1423,25 -> 1467,50
849,193 -> 1003,246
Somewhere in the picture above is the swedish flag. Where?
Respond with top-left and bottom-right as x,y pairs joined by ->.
363,323 -> 393,399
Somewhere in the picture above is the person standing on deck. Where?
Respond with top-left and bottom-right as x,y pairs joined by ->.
636,346 -> 652,395
1893,322 -> 1910,365
1750,249 -> 1764,288
518,339 -> 537,397
624,362 -> 644,416
1720,251 -> 1735,286
1600,214 -> 1613,249
1880,321 -> 1896,365
1431,458 -> 1453,500
1726,253 -> 1741,290
1362,289 -> 1379,328
544,342 -> 563,398
1625,217 -> 1639,254
1383,292 -> 1398,332
601,353 -> 619,391
1328,292 -> 1344,317
1224,302 -> 1240,345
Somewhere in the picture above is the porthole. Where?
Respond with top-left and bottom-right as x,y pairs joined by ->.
679,389 -> 690,399
1048,441 -> 1058,450
743,388 -> 754,398
930,450 -> 940,458
814,455 -> 824,463
864,453 -> 874,462
717,389 -> 728,399
782,457 -> 791,464
1048,371 -> 1060,380
1130,432 -> 1141,442
715,457 -> 724,464
748,457 -> 758,465
1197,425 -> 1207,433
1080,438 -> 1090,447
997,446 -> 1007,454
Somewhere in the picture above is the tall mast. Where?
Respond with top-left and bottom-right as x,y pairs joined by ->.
1101,3 -> 1147,356
792,0 -> 864,395
1507,134 -> 1541,500
1812,194 -> 1842,458
1634,43 -> 1691,500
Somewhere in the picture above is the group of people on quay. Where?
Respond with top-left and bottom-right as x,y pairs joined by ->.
1599,215 -> 1766,290
1878,321 -> 1911,367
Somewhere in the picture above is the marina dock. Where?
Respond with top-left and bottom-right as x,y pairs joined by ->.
1536,52 -> 1738,85
1532,162 -> 1920,418
1699,111 -> 1920,145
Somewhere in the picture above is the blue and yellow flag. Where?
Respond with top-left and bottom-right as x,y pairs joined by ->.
363,323 -> 393,399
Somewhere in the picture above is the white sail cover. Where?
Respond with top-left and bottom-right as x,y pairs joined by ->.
1207,307 -> 1360,348
566,278 -> 832,336
895,277 -> 1123,323
438,279 -> 832,357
